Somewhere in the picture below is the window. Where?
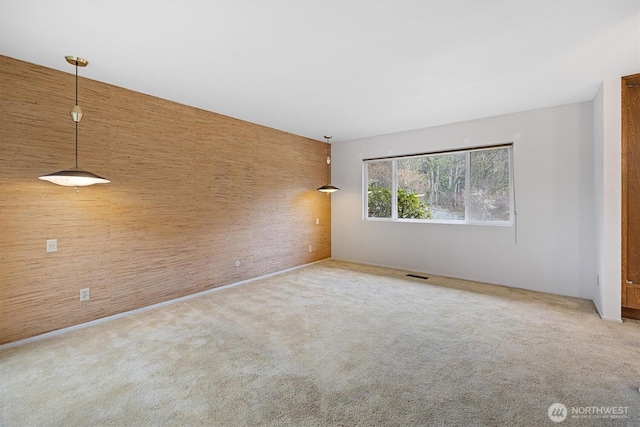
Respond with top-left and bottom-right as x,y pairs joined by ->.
364,144 -> 513,224
366,160 -> 393,218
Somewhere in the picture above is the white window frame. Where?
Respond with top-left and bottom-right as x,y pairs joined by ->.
363,143 -> 514,226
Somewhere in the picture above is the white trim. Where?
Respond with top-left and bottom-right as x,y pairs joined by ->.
391,159 -> 398,219
464,148 -> 471,221
362,162 -> 372,220
0,259 -> 327,351
362,217 -> 513,227
363,145 -> 514,224
599,315 -> 623,323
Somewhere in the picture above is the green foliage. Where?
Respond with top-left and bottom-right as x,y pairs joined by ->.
367,187 -> 392,218
366,147 -> 510,222
397,188 -> 432,219
368,187 -> 432,219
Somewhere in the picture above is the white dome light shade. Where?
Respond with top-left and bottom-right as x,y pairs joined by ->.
39,168 -> 110,186
317,184 -> 339,193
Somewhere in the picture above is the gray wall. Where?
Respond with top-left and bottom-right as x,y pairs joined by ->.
331,102 -> 597,303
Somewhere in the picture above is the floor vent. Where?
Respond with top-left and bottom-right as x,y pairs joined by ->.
407,274 -> 429,280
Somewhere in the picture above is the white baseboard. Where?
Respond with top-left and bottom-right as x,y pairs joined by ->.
332,257 -> 615,323
600,315 -> 623,323
0,259 -> 328,351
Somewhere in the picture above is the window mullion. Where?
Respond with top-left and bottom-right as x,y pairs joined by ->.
465,152 -> 470,222
509,146 -> 515,224
392,159 -> 398,220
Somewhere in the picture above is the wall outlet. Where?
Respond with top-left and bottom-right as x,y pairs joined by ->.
46,239 -> 57,253
316,218 -> 319,225
308,245 -> 312,252
80,288 -> 90,301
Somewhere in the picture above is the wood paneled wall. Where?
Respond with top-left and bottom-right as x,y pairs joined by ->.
622,73 -> 640,319
0,55 -> 332,344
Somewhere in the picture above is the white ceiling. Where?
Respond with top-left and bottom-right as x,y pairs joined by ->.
1,1 -> 639,143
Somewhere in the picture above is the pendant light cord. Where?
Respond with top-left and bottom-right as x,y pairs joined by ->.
75,122 -> 78,170
325,135 -> 332,185
74,62 -> 78,170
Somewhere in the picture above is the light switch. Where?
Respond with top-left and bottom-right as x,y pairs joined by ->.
46,239 -> 57,253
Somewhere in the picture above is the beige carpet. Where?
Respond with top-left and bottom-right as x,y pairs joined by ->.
1,260 -> 639,426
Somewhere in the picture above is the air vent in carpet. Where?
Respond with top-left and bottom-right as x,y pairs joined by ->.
406,274 -> 429,280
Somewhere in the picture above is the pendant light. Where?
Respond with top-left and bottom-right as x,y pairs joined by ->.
317,135 -> 339,193
39,56 -> 110,187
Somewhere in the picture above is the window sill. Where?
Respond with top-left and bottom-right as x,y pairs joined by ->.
364,217 -> 514,227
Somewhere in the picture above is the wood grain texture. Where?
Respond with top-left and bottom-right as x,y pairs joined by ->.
622,73 -> 640,311
0,55 -> 332,344
621,306 -> 640,320
625,284 -> 640,309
